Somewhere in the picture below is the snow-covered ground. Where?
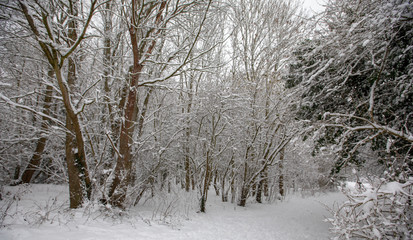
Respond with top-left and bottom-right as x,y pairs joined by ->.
0,185 -> 345,240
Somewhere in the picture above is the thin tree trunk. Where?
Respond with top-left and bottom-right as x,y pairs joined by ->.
213,169 -> 220,196
256,173 -> 263,203
185,152 -> 191,192
221,177 -> 227,202
263,170 -> 269,201
278,147 -> 285,198
238,161 -> 249,207
21,70 -> 54,183
230,172 -> 236,204
200,150 -> 211,213
184,74 -> 194,192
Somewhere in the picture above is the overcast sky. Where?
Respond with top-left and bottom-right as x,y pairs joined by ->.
302,0 -> 325,14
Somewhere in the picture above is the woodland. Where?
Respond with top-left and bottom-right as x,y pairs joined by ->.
0,0 -> 412,238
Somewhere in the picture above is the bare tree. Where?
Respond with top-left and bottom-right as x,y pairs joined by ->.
11,0 -> 99,208
229,0 -> 305,206
107,0 -> 212,207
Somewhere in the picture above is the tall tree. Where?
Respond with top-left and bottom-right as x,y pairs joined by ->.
108,0 -> 212,207
229,0 -> 304,206
11,0 -> 98,208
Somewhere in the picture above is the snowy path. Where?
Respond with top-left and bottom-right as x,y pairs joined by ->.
0,185 -> 345,240
174,192 -> 345,240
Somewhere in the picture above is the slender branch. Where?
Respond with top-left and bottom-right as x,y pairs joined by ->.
60,0 -> 98,63
138,0 -> 213,86
368,80 -> 376,121
105,131 -> 122,158
18,1 -> 54,63
323,113 -> 413,143
0,92 -> 66,129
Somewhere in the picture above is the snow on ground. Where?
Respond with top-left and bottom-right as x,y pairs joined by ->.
0,184 -> 345,240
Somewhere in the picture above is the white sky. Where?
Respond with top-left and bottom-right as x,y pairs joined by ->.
302,0 -> 326,14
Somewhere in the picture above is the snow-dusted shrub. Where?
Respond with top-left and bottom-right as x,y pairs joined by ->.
327,178 -> 413,239
0,185 -> 29,227
23,196 -> 69,226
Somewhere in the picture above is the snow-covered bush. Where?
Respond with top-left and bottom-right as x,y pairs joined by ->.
327,178 -> 413,239
0,185 -> 31,227
23,196 -> 69,226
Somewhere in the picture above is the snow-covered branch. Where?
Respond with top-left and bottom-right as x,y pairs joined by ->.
0,92 -> 66,129
323,112 -> 413,143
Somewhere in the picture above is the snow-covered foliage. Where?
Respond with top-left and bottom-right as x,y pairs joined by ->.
287,0 -> 413,178
286,1 -> 413,237
328,179 -> 413,239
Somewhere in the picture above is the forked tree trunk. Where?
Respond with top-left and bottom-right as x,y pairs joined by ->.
18,0 -> 94,208
21,70 -> 54,183
108,0 -> 167,208
107,65 -> 140,207
62,54 -> 92,208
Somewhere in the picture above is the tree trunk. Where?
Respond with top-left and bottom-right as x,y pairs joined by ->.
108,0 -> 167,208
278,147 -> 285,198
221,177 -> 227,202
61,55 -> 91,208
65,116 -> 84,208
256,174 -> 263,203
107,65 -> 140,206
184,74 -> 194,192
200,150 -> 211,212
238,185 -> 249,207
263,170 -> 269,197
238,161 -> 249,207
18,0 -> 93,208
185,152 -> 191,192
221,156 -> 233,203
60,9 -> 92,207
21,70 -> 54,183
230,173 -> 236,204
213,170 -> 220,196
